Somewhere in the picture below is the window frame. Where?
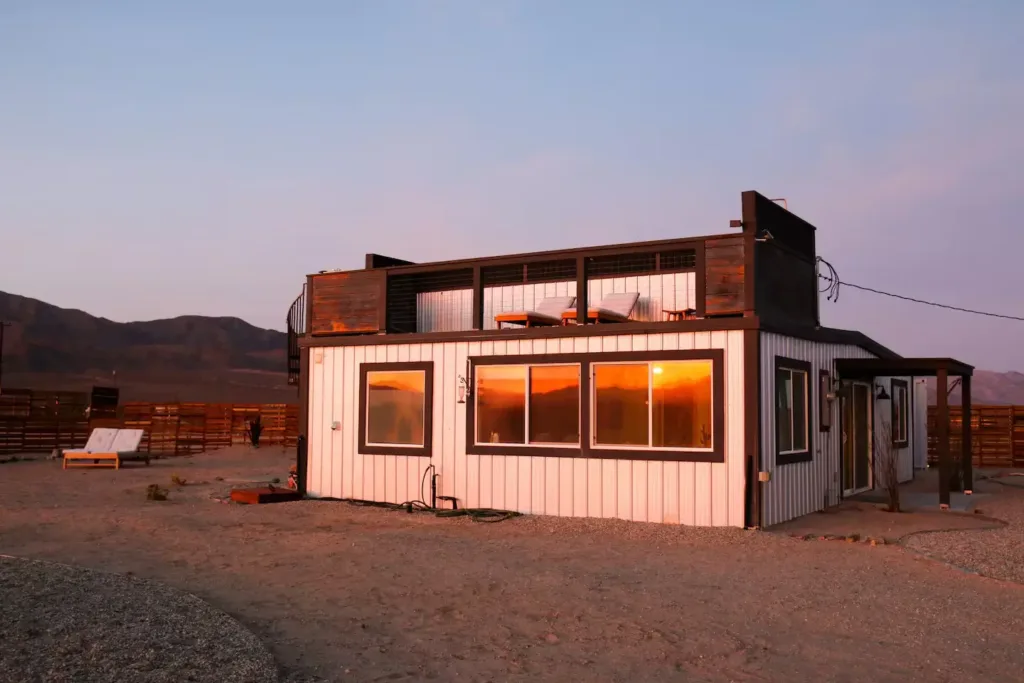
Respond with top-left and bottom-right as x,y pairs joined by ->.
775,356 -> 812,465
589,358 -> 716,454
466,350 -> 725,462
890,378 -> 909,448
358,361 -> 434,457
472,360 -> 583,449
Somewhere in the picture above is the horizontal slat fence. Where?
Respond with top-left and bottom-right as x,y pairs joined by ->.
0,389 -> 91,455
928,405 -> 1024,468
1,391 -> 297,456
118,402 -> 299,455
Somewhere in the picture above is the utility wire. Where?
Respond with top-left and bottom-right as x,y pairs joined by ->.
816,257 -> 1024,322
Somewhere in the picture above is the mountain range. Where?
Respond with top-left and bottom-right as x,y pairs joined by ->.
2,289 -> 1022,406
0,290 -> 294,403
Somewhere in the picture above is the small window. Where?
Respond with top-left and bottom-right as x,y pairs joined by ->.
819,370 -> 832,432
359,362 -> 433,456
474,363 -> 581,446
891,379 -> 909,447
592,359 -> 714,451
776,357 -> 811,464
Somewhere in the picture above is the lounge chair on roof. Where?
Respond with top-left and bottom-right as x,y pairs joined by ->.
561,291 -> 640,324
494,295 -> 576,329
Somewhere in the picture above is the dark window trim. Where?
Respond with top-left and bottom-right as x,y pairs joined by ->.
466,350 -> 725,462
819,369 -> 832,433
890,378 -> 909,448
775,356 -> 812,465
358,361 -> 434,457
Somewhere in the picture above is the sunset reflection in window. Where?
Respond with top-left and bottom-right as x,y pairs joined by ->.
366,371 -> 426,446
529,365 -> 580,444
475,365 -> 527,444
593,360 -> 713,450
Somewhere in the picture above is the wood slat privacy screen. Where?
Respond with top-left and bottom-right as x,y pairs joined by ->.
927,405 -> 1024,468
1,392 -> 298,456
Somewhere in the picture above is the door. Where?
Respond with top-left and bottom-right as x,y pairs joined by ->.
842,382 -> 872,495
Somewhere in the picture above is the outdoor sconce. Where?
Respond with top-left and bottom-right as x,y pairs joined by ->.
875,383 -> 891,401
457,362 -> 472,404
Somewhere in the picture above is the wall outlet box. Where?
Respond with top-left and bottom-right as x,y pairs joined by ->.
758,471 -> 771,482
330,421 -> 340,431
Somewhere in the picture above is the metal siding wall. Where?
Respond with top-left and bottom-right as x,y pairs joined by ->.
416,272 -> 697,332
759,333 -> 918,526
304,329 -> 746,526
759,333 -> 874,527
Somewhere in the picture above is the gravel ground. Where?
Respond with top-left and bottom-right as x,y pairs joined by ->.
0,556 -> 277,683
906,477 -> 1024,584
4,448 -> 1024,682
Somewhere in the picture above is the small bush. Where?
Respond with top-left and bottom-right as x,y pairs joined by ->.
146,484 -> 169,501
170,474 -> 187,486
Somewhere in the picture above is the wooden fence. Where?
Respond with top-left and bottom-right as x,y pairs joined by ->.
0,389 -> 298,456
927,405 -> 1024,469
0,389 -> 91,454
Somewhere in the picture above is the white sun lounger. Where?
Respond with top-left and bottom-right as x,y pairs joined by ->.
495,295 -> 576,328
63,428 -> 148,470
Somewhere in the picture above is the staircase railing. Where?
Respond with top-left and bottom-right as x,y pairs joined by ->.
286,284 -> 307,386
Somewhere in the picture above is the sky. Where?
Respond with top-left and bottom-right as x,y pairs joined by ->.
2,1 -> 1023,370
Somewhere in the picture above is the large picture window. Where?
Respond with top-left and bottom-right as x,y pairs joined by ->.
466,350 -> 724,462
592,360 -> 713,451
358,362 -> 433,456
891,379 -> 909,447
775,357 -> 811,465
474,363 -> 580,446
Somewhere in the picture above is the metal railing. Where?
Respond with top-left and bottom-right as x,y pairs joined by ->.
286,284 -> 306,386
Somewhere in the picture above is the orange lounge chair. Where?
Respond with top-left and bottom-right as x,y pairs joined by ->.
494,295 -> 576,328
561,291 -> 640,324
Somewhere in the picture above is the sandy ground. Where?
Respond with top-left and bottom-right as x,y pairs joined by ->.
3,448 -> 1024,683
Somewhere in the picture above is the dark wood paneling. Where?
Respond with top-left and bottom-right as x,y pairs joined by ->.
704,237 -> 746,316
754,244 -> 818,327
310,271 -> 385,335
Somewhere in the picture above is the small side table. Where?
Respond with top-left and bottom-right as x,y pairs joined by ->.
664,308 -> 699,321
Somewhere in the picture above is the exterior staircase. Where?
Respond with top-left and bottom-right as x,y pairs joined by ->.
286,284 -> 306,386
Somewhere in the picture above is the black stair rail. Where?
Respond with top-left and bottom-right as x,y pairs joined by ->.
286,284 -> 307,386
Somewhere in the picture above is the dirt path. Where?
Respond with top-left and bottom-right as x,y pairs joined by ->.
2,448 -> 1023,682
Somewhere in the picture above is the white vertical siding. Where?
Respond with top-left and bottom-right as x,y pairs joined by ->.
306,328 -> 747,527
759,332 -> 917,527
416,272 -> 698,332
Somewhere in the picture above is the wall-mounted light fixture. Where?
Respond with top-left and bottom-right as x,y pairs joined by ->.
875,383 -> 890,401
457,361 -> 472,404
754,229 -> 774,243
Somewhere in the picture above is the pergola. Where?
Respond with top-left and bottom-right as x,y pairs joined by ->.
833,357 -> 975,508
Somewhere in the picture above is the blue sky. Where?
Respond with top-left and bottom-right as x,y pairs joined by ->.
2,1 -> 1023,370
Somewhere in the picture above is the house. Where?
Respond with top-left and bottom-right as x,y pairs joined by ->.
286,191 -> 974,528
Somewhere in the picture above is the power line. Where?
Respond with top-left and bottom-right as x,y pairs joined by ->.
816,258 -> 1024,322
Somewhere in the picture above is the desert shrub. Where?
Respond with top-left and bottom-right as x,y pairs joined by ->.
146,484 -> 169,501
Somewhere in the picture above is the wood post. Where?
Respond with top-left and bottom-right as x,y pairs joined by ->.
936,368 -> 950,507
961,375 -> 972,492
471,266 -> 483,330
575,255 -> 587,326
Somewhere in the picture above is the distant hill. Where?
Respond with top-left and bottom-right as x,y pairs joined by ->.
924,370 -> 1024,406
0,290 -> 295,403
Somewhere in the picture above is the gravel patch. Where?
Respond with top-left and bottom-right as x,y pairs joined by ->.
905,484 -> 1024,584
0,556 -> 277,683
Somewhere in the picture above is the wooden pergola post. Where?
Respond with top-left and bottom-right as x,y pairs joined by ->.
961,374 -> 972,493
936,367 -> 950,507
